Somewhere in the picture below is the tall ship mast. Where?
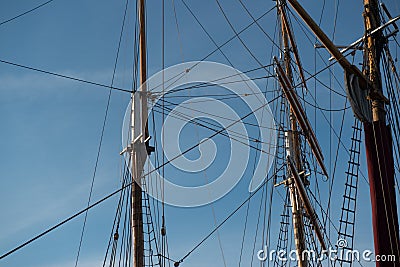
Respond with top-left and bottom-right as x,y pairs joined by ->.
131,0 -> 147,266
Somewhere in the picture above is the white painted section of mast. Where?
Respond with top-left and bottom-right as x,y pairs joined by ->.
131,0 -> 147,267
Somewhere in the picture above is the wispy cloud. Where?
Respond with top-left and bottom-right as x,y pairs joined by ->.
36,257 -> 103,267
0,68 -> 132,101
0,171 -> 117,245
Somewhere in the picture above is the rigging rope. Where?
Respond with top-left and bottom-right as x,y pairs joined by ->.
74,0 -> 130,265
181,0 -> 234,66
0,0 -> 56,27
172,0 -> 185,62
0,58 -> 133,93
160,0 -> 170,265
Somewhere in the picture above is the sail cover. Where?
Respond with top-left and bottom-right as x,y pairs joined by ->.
344,70 -> 372,122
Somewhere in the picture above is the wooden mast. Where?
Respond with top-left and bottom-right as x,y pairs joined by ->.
279,2 -> 307,266
131,0 -> 147,266
139,0 -> 148,132
362,0 -> 400,264
363,0 -> 386,122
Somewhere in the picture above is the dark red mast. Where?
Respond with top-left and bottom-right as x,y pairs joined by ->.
363,1 -> 400,265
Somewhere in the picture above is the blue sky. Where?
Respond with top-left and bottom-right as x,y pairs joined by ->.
0,0 -> 399,267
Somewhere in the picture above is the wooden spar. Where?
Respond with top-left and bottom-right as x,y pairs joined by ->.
286,0 -> 369,89
132,0 -> 147,267
278,1 -> 308,91
279,4 -> 307,266
327,15 -> 400,61
285,132 -> 307,267
315,44 -> 364,50
286,170 -> 307,267
279,1 -> 302,172
287,156 -> 327,251
363,0 -> 400,264
274,57 -> 328,177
